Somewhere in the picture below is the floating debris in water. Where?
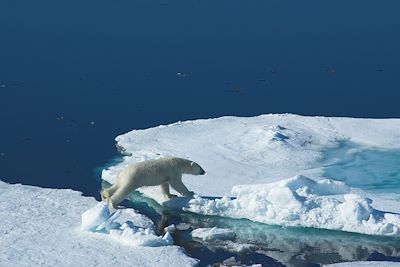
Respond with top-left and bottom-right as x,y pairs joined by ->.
0,152 -> 5,156
325,67 -> 337,74
56,116 -> 64,121
90,121 -> 95,125
176,72 -> 188,77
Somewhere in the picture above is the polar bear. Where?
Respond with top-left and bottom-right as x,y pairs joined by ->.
101,157 -> 205,209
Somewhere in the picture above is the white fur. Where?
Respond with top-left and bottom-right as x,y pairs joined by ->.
101,157 -> 205,209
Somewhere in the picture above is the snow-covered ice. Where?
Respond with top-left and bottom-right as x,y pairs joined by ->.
164,224 -> 177,233
163,175 -> 400,237
0,180 -> 197,267
190,227 -> 236,241
101,114 -> 400,237
81,202 -> 173,247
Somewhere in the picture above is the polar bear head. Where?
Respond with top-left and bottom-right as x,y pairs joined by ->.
186,161 -> 206,175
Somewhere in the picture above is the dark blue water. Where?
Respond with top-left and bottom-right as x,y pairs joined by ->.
1,0 -> 400,196
1,1 -> 400,266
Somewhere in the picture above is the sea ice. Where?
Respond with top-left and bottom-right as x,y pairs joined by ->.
109,227 -> 173,247
191,227 -> 236,241
81,202 -> 174,247
176,222 -> 191,231
180,176 -> 400,237
81,202 -> 110,231
101,114 -> 400,237
164,224 -> 177,233
0,180 -> 198,266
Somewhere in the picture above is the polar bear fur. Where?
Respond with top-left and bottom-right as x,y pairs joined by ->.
101,157 -> 206,209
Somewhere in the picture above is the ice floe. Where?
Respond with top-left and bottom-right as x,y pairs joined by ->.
101,114 -> 400,237
190,227 -> 236,241
166,175 -> 400,237
0,181 -> 197,266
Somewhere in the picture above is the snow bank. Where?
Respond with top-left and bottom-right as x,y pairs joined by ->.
0,181 -> 197,267
324,262 -> 400,267
166,175 -> 400,237
101,114 -> 400,237
81,202 -> 173,247
190,227 -> 236,241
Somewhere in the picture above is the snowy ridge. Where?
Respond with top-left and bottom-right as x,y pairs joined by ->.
102,114 -> 400,237
165,175 -> 400,237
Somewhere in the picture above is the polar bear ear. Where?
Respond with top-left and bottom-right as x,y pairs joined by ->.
190,162 -> 194,167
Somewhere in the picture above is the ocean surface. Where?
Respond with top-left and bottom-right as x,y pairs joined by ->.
1,0 -> 400,266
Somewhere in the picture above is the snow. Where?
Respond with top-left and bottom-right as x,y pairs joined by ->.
0,180 -> 198,267
103,114 -> 400,197
190,227 -> 236,241
81,202 -> 110,231
81,202 -> 173,247
164,175 -> 400,237
101,114 -> 400,238
324,262 -> 400,267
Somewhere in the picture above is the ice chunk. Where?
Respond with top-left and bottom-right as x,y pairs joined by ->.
96,209 -> 122,231
339,194 -> 374,222
164,224 -> 176,233
223,242 -> 258,253
176,222 -> 191,231
81,203 -> 175,247
191,227 -> 236,241
81,202 -> 110,231
110,227 -> 170,247
222,256 -> 237,265
162,231 -> 174,245
0,181 -> 197,266
101,114 -> 400,236
181,176 -> 400,237
266,186 -> 303,210
116,208 -> 155,230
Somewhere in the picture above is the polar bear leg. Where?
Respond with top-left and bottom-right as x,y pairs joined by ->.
161,182 -> 177,199
101,183 -> 118,202
170,178 -> 194,197
106,184 -> 118,197
109,186 -> 135,209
